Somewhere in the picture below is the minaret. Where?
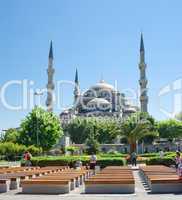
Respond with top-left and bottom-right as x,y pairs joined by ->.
46,41 -> 55,112
74,68 -> 80,104
139,33 -> 148,112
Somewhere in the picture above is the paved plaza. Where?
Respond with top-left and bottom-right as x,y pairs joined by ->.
0,171 -> 182,200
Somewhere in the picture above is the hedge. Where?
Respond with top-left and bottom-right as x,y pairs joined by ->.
98,153 -> 127,158
26,156 -> 126,168
146,157 -> 175,166
139,152 -> 176,158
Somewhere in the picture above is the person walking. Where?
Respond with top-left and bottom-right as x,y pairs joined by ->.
75,159 -> 82,170
89,153 -> 97,170
178,159 -> 182,177
175,151 -> 181,170
159,149 -> 164,159
131,151 -> 137,166
23,151 -> 32,167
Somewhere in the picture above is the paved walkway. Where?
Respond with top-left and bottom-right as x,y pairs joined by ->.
0,170 -> 182,200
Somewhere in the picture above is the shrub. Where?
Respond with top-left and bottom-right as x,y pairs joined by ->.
97,157 -> 125,168
0,142 -> 26,160
28,156 -> 125,168
66,146 -> 80,155
99,153 -> 127,158
30,156 -> 89,167
139,153 -> 159,157
146,157 -> 175,166
26,145 -> 42,156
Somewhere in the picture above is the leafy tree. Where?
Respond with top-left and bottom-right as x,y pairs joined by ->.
158,119 -> 182,140
97,118 -> 121,143
18,107 -> 63,151
86,135 -> 100,154
65,117 -> 120,144
120,112 -> 158,153
26,145 -> 42,156
65,117 -> 91,144
1,128 -> 20,143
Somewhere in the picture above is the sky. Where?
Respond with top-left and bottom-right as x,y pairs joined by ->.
0,0 -> 182,130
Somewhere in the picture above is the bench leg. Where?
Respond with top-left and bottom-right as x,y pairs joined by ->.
10,179 -> 20,190
0,181 -> 10,193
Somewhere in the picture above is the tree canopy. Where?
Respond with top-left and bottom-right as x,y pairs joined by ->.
157,119 -> 182,140
65,117 -> 121,144
119,112 -> 158,153
1,128 -> 20,143
18,107 -> 63,151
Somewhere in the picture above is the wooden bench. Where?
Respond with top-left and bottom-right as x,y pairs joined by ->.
85,167 -> 135,194
21,168 -> 91,194
32,174 -> 82,190
85,179 -> 135,194
139,165 -> 182,193
0,169 -> 55,190
21,179 -> 71,194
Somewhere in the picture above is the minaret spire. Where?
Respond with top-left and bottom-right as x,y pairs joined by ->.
140,33 -> 144,52
74,68 -> 80,104
139,33 -> 148,113
49,40 -> 53,59
75,68 -> 79,85
74,68 -> 80,109
46,41 -> 55,112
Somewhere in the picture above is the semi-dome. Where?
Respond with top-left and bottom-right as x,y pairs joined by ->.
89,80 -> 115,91
88,98 -> 111,105
123,107 -> 137,113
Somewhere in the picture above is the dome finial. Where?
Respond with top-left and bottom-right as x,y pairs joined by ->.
99,73 -> 105,83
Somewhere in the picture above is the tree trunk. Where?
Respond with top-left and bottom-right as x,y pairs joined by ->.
130,142 -> 136,153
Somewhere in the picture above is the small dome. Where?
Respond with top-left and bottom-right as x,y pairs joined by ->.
60,110 -> 69,115
124,107 -> 137,113
89,80 -> 115,91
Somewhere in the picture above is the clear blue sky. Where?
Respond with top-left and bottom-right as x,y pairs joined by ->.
0,0 -> 182,130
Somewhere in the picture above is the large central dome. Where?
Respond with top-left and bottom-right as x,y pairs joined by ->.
89,80 -> 115,91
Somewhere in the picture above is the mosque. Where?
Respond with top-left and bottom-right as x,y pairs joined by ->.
45,34 -> 148,125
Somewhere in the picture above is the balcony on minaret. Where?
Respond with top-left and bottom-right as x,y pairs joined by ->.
47,68 -> 55,74
140,95 -> 148,101
139,62 -> 146,70
47,83 -> 55,90
139,79 -> 148,86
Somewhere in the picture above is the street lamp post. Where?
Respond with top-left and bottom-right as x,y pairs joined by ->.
34,91 -> 44,147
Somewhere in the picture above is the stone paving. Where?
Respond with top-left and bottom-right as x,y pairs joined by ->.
0,171 -> 182,200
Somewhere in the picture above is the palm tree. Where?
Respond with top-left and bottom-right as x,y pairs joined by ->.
120,112 -> 158,153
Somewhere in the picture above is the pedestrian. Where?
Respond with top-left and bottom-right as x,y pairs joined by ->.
89,153 -> 97,170
75,159 -> 82,170
178,160 -> 182,177
159,149 -> 164,159
23,151 -> 32,167
131,151 -> 137,166
175,151 -> 181,170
